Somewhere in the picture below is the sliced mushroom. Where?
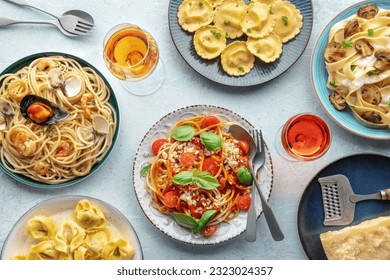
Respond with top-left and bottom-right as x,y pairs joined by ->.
361,111 -> 382,124
374,49 -> 390,72
324,42 -> 346,63
47,68 -> 65,89
344,19 -> 361,37
357,4 -> 379,20
354,39 -> 374,57
361,84 -> 382,105
329,92 -> 347,110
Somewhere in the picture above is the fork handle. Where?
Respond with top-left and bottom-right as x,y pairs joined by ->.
0,17 -> 56,27
350,188 -> 390,203
4,0 -> 58,18
254,179 -> 284,241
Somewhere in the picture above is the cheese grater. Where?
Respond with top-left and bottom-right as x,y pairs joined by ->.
318,174 -> 390,226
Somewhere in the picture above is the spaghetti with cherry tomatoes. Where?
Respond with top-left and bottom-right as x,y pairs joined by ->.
143,115 -> 253,236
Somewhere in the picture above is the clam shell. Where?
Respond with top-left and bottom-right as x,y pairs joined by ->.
0,97 -> 15,116
20,95 -> 69,126
92,115 -> 109,135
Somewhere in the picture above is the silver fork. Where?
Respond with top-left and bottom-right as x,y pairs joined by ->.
251,129 -> 284,241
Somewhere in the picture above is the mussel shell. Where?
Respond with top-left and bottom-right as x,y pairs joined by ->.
20,95 -> 70,126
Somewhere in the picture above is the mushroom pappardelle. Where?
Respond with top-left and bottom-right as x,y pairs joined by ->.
324,3 -> 390,128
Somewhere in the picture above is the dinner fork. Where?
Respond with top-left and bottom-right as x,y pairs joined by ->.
251,129 -> 284,241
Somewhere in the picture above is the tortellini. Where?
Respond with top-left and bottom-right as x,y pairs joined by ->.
177,0 -> 214,32
221,41 -> 255,76
177,0 -> 303,76
12,199 -> 135,260
194,25 -> 227,59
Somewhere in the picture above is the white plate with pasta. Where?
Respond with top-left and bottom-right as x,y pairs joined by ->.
0,52 -> 119,187
132,105 -> 274,245
311,0 -> 390,139
1,195 -> 143,260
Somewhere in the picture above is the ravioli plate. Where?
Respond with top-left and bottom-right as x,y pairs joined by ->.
132,105 -> 274,245
169,0 -> 313,86
1,195 -> 143,260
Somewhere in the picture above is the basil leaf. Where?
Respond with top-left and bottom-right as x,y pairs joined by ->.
193,171 -> 219,190
200,132 -> 222,151
237,166 -> 253,185
140,164 -> 151,177
195,209 -> 217,233
170,213 -> 199,230
171,125 -> 195,141
172,171 -> 194,185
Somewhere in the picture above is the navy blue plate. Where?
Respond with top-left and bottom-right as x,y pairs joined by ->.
298,154 -> 390,260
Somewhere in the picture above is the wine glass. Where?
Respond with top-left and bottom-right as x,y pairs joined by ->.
274,113 -> 331,161
103,23 -> 165,95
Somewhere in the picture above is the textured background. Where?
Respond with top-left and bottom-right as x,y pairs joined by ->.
0,0 -> 388,260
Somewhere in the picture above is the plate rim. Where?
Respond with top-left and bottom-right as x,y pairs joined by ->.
310,0 -> 390,140
0,51 -> 120,188
168,0 -> 314,87
297,152 -> 390,260
132,104 -> 274,245
0,194 -> 144,260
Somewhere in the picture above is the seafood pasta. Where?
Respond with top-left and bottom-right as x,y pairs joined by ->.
142,115 -> 253,236
0,55 -> 116,184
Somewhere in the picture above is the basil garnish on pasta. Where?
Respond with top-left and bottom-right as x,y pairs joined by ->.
172,170 -> 219,190
200,131 -> 222,151
171,124 -> 195,141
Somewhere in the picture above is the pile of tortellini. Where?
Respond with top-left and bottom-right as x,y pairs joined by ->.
12,200 -> 135,260
177,0 -> 303,76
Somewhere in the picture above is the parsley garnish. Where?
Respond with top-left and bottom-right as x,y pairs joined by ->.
282,16 -> 288,26
342,40 -> 353,48
225,32 -> 229,38
210,29 -> 222,39
257,49 -> 261,54
351,65 -> 356,71
246,28 -> 252,33
388,99 -> 390,108
224,20 -> 230,26
238,66 -> 245,72
368,70 -> 381,76
199,2 -> 203,7
329,81 -> 337,88
368,29 -> 374,37
269,5 -> 273,14
188,2 -> 192,6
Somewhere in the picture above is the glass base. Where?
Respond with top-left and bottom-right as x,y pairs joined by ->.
274,125 -> 298,162
121,59 -> 165,96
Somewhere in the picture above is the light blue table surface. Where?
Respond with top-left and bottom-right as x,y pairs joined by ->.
0,0 -> 388,260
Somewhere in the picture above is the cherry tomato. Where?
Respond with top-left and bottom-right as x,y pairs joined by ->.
179,152 -> 195,168
151,138 -> 168,156
189,205 -> 203,219
237,140 -> 250,155
201,116 -> 220,129
202,157 -> 220,176
201,224 -> 218,237
163,191 -> 178,208
237,194 -> 251,211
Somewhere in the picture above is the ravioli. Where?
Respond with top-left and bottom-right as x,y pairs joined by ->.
194,25 -> 227,59
26,215 -> 57,241
177,0 -> 214,32
241,2 -> 276,38
246,33 -> 283,62
271,1 -> 303,43
221,41 -> 255,76
73,199 -> 106,232
213,0 -> 247,39
102,239 -> 135,260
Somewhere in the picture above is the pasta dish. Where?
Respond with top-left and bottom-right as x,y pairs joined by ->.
324,3 -> 390,128
0,55 -> 116,184
142,115 -> 253,237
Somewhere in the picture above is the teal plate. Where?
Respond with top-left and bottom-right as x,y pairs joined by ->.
311,0 -> 390,140
0,52 -> 120,188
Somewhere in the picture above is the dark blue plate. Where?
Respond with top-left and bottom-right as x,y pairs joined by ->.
298,154 -> 390,260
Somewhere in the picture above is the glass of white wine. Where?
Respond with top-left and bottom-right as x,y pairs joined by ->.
103,23 -> 165,95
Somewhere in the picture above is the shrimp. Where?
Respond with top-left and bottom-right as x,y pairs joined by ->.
12,131 -> 37,157
80,93 -> 94,119
55,140 -> 71,158
34,162 -> 49,176
36,59 -> 57,71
